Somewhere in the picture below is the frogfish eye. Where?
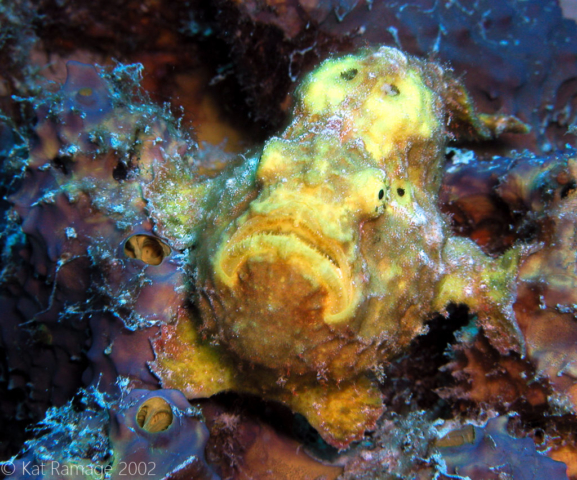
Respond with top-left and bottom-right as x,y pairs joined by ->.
340,68 -> 358,81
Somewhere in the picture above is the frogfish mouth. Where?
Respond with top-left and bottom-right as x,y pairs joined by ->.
208,207 -> 363,376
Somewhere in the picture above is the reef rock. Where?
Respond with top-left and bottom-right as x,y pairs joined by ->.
513,156 -> 577,409
437,416 -> 568,479
6,388 -> 216,480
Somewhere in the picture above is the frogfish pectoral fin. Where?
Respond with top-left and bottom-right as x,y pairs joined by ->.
275,375 -> 384,450
435,237 -> 526,356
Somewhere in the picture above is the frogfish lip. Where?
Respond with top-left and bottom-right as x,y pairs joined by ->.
214,215 -> 356,324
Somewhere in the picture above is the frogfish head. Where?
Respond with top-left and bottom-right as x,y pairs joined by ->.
206,135 -> 391,376
199,46 -> 448,378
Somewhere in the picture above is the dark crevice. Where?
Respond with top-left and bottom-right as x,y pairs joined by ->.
561,180 -> 576,199
112,160 -> 128,182
378,305 -> 471,418
51,155 -> 72,175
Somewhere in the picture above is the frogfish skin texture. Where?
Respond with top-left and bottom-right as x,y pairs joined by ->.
153,46 -> 527,448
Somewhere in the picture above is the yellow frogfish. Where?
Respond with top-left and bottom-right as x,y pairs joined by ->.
151,46 -> 529,448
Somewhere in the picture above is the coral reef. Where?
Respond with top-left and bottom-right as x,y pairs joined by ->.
338,410 -> 440,479
3,59 -> 194,395
203,398 -> 343,480
0,57 -> 210,458
513,158 -> 577,408
8,388 -> 216,479
2,0 -> 577,479
437,416 -> 568,479
8,388 -> 112,479
440,149 -> 577,412
7,0 -> 574,150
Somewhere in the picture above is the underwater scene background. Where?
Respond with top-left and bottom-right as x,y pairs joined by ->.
1,0 -> 577,478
